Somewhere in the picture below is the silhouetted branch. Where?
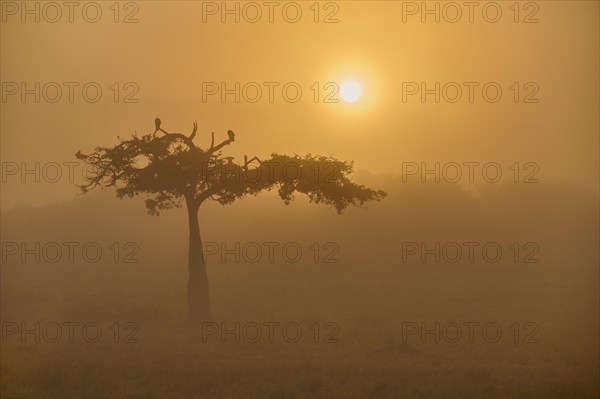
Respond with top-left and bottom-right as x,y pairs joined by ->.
244,155 -> 262,169
208,130 -> 235,154
157,128 -> 197,150
189,121 -> 198,140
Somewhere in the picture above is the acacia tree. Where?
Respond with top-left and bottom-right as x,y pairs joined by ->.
76,118 -> 386,322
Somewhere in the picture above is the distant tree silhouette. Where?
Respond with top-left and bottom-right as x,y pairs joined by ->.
76,118 -> 386,322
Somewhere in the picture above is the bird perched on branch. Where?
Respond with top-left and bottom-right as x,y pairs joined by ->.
227,130 -> 235,142
155,118 -> 161,133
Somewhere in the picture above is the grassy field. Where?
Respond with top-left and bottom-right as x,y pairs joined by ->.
1,180 -> 598,398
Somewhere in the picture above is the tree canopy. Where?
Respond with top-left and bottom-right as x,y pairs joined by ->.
76,118 -> 387,214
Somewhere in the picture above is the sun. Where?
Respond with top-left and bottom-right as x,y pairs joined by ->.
339,80 -> 361,103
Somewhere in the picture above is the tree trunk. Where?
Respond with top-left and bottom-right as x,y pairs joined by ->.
186,199 -> 212,322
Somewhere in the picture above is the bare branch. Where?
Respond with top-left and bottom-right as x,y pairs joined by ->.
157,128 -> 197,151
190,121 -> 197,140
208,130 -> 235,154
244,155 -> 262,169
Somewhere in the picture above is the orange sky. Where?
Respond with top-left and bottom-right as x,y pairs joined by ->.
1,1 -> 598,209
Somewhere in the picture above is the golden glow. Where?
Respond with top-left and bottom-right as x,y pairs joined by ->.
339,80 -> 361,103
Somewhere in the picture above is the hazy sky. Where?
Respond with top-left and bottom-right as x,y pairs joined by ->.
1,5 -> 599,397
1,1 -> 598,210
